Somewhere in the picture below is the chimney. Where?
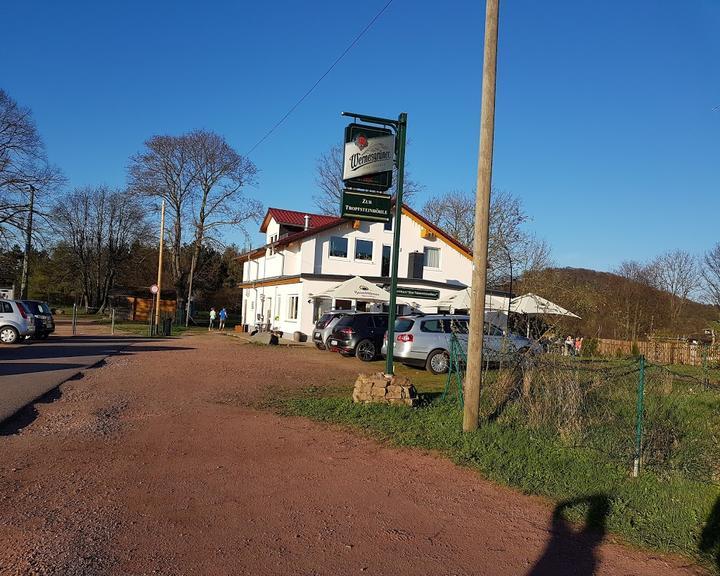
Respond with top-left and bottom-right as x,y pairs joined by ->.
304,214 -> 311,230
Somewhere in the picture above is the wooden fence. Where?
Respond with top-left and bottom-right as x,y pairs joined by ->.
596,338 -> 720,366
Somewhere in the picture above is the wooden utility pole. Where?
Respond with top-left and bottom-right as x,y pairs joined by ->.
154,199 -> 166,330
463,0 -> 500,432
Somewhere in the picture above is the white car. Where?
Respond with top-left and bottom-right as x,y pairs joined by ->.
0,299 -> 36,344
382,314 -> 535,374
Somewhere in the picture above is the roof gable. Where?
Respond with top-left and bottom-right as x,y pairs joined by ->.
260,208 -> 341,233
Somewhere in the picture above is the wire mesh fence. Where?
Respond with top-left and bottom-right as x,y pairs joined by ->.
448,339 -> 720,485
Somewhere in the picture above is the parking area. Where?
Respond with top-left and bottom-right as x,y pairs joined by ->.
0,324 -> 180,425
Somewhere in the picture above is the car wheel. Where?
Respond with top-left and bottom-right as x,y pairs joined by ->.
325,338 -> 334,351
315,342 -> 326,350
426,349 -> 450,375
355,339 -> 376,362
40,333 -> 49,340
0,326 -> 19,344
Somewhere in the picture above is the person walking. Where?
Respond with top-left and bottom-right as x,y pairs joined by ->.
564,335 -> 574,356
218,307 -> 227,331
575,336 -> 583,357
209,307 -> 217,331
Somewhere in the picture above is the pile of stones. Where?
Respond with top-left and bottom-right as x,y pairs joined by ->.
352,373 -> 417,406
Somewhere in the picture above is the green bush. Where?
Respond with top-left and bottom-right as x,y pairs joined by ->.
582,337 -> 599,357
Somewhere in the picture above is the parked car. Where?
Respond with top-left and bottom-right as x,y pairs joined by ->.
327,312 -> 389,361
21,300 -> 55,339
312,310 -> 358,350
381,314 -> 535,374
0,299 -> 36,344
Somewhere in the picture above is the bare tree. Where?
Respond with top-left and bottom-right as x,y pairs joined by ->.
0,89 -> 63,245
53,186 -> 150,312
128,134 -> 198,306
702,242 -> 720,308
648,250 -> 701,326
421,188 -> 551,287
183,130 -> 262,325
312,142 -> 421,214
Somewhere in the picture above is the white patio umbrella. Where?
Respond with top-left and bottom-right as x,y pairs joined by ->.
510,293 -> 580,337
439,288 -> 507,312
314,276 -> 413,306
437,289 -> 510,330
510,293 -> 580,318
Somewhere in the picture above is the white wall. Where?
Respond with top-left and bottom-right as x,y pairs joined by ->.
265,219 -> 280,244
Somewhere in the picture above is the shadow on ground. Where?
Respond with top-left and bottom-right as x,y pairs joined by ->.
0,387 -> 63,436
527,494 -> 610,576
0,335 -> 194,369
700,497 -> 720,571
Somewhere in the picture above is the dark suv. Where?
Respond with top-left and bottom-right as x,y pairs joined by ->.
21,300 -> 55,339
328,313 -> 389,361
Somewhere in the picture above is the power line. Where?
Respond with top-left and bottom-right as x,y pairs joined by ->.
245,0 -> 395,157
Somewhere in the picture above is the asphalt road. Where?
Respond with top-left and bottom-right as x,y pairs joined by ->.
0,325 -> 146,424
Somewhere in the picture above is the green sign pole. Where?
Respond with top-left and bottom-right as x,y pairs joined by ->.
385,113 -> 407,376
341,111 -> 407,376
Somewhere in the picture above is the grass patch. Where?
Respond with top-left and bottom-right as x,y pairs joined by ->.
104,321 -> 207,337
276,360 -> 720,572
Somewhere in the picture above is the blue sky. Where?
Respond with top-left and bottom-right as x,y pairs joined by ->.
1,0 -> 719,271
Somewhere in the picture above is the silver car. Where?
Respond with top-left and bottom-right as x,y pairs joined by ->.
381,314 -> 534,374
312,310 -> 358,350
0,299 -> 36,344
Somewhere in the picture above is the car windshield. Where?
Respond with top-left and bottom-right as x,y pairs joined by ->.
333,316 -> 355,328
22,301 -> 50,315
394,318 -> 414,332
316,314 -> 334,329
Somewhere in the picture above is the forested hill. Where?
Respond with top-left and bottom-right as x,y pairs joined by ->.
515,267 -> 718,340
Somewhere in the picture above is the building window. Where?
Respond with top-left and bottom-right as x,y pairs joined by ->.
384,217 -> 393,231
424,246 -> 440,268
288,295 -> 298,320
355,239 -> 373,261
329,236 -> 348,258
381,245 -> 391,276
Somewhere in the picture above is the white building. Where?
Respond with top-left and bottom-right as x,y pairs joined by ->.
238,205 -> 508,336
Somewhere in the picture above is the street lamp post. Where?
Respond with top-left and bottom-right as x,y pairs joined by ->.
20,184 -> 36,300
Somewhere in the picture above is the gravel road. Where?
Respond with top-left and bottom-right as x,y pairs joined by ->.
0,333 -> 707,575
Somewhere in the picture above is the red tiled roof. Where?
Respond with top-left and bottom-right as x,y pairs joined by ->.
260,208 -> 341,232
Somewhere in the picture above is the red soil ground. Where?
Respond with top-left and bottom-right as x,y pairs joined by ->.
0,333 -> 707,575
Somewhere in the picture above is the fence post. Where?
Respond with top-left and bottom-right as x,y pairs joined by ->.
72,303 -> 77,336
111,308 -> 115,336
633,354 -> 646,477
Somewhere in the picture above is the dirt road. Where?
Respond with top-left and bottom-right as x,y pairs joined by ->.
0,333 -> 706,575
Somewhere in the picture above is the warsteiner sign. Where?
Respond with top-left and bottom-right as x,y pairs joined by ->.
341,189 -> 391,223
343,123 -> 394,192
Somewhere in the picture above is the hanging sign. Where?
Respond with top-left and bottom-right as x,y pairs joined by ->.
342,123 -> 394,192
395,287 -> 440,300
340,189 -> 392,222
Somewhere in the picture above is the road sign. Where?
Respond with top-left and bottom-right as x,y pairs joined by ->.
150,284 -> 159,295
395,287 -> 440,300
341,189 -> 392,222
342,123 -> 394,192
